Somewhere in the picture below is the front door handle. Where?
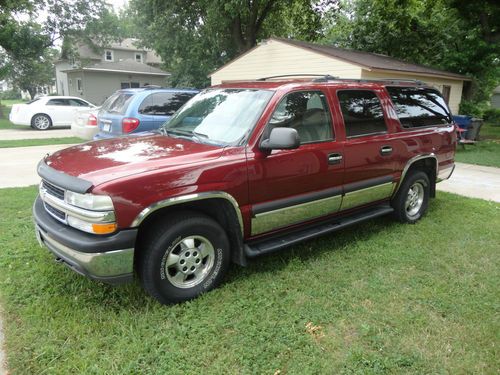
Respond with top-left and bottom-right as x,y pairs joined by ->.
328,153 -> 343,165
380,146 -> 393,156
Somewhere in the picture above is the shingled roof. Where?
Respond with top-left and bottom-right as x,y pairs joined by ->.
271,37 -> 469,80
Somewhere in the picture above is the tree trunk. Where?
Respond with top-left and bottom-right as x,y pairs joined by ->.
27,87 -> 37,100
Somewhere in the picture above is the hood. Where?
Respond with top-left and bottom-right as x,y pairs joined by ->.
45,134 -> 223,187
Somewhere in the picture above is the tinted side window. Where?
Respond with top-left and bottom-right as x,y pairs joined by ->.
47,99 -> 70,106
386,86 -> 452,128
68,99 -> 88,107
139,92 -> 196,116
337,90 -> 387,137
269,91 -> 333,143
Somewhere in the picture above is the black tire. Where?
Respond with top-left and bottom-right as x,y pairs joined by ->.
392,171 -> 430,223
31,114 -> 52,130
138,211 -> 231,304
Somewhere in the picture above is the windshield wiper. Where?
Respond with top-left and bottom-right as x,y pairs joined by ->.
192,131 -> 209,142
163,128 -> 210,142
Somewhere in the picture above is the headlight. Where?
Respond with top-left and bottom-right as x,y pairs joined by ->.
65,191 -> 114,211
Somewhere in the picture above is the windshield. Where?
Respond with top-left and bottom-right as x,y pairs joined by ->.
100,92 -> 133,115
163,88 -> 274,145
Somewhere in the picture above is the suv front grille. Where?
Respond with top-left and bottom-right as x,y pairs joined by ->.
42,180 -> 65,200
44,203 -> 66,222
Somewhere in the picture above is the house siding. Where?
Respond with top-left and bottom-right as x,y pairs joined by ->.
361,70 -> 464,114
68,71 -> 166,105
55,61 -> 72,96
102,49 -> 145,63
211,39 -> 363,84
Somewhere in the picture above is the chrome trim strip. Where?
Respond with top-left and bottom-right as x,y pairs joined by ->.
37,227 -> 134,278
251,194 -> 342,236
39,188 -> 115,223
341,182 -> 395,211
131,191 -> 244,234
393,153 -> 438,196
437,163 -> 455,182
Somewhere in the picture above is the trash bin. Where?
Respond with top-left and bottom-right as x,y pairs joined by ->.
466,118 -> 483,140
452,115 -> 472,130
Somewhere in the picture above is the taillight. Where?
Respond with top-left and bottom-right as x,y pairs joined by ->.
122,118 -> 140,133
87,114 -> 97,126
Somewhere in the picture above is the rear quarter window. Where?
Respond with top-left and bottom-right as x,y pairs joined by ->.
386,86 -> 452,128
101,92 -> 134,115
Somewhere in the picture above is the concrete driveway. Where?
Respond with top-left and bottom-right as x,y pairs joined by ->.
0,127 -> 73,140
437,162 -> 500,202
0,144 -> 77,188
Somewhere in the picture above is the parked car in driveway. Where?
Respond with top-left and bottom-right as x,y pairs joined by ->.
94,87 -> 199,139
71,107 -> 100,140
9,96 -> 96,130
34,76 -> 457,304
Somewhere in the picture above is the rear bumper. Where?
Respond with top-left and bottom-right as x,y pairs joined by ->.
93,132 -> 117,140
71,124 -> 98,140
33,197 -> 137,284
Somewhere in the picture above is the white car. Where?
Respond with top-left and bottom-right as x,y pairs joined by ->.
9,96 -> 96,130
71,106 -> 100,140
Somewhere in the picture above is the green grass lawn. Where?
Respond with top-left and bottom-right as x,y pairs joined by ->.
0,137 -> 82,148
0,187 -> 498,374
455,122 -> 500,168
0,101 -> 27,130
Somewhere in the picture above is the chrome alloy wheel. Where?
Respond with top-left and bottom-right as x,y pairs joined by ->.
405,181 -> 424,217
34,115 -> 50,130
164,236 -> 215,289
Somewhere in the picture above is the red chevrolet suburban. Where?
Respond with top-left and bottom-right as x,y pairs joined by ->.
34,77 -> 456,304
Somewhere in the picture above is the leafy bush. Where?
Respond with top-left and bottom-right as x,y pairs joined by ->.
0,90 -> 22,100
483,108 -> 500,125
458,100 -> 488,117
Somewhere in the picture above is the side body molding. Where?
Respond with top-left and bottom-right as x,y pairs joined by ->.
131,191 -> 244,235
393,153 -> 438,196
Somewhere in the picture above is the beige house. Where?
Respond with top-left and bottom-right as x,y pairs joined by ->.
210,37 -> 470,114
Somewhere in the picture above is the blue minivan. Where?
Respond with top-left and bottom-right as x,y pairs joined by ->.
94,87 -> 199,139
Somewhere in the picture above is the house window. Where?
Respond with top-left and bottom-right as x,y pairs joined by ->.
76,78 -> 82,91
442,85 -> 451,104
105,50 -> 113,61
121,82 -> 140,89
135,53 -> 142,63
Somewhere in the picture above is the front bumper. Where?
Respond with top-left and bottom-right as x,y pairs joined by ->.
33,197 -> 137,284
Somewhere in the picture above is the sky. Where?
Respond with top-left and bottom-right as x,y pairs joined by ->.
108,0 -> 129,12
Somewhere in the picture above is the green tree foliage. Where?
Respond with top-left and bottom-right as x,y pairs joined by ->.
324,0 -> 499,107
130,0 -> 330,87
0,0 -> 107,88
8,48 -> 57,99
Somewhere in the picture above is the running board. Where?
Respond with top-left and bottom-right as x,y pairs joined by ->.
244,205 -> 394,257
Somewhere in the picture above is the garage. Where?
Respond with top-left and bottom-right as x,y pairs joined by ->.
210,37 -> 470,114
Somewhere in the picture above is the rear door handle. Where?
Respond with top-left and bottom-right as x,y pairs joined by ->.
328,153 -> 343,165
380,146 -> 393,156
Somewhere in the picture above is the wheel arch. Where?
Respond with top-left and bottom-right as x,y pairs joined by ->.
394,154 -> 438,198
133,192 -> 246,266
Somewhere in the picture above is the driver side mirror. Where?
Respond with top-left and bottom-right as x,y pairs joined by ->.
260,127 -> 300,151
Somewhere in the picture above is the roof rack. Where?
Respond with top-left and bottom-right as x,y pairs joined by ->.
256,74 -> 339,81
326,78 -> 427,86
255,74 -> 426,86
